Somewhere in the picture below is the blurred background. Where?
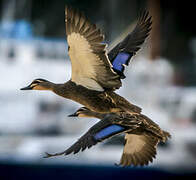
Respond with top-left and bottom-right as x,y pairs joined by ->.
1,0 -> 196,179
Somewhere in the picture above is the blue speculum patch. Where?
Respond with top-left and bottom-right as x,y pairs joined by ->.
94,125 -> 125,140
112,52 -> 132,72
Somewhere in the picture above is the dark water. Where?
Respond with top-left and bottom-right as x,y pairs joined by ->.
0,162 -> 196,180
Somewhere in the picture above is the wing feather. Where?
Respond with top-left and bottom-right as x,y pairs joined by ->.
44,114 -> 139,158
65,7 -> 121,91
108,10 -> 152,78
64,122 -> 126,155
119,133 -> 159,166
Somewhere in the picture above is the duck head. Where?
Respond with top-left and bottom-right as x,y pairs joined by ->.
68,107 -> 105,119
20,79 -> 52,91
68,107 -> 92,118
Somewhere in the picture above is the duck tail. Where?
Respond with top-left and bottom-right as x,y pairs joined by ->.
161,130 -> 171,143
140,114 -> 171,142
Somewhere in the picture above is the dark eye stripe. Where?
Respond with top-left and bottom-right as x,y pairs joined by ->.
30,83 -> 37,87
33,80 -> 41,84
80,107 -> 88,111
33,79 -> 47,83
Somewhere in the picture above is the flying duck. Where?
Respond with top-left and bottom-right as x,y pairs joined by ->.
21,6 -> 152,114
44,107 -> 171,166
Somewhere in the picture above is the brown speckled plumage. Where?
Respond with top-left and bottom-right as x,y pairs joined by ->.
52,80 -> 141,113
19,6 -> 169,167
44,108 -> 171,166
21,6 -> 151,114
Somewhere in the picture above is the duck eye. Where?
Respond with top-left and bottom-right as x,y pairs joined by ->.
68,46 -> 70,51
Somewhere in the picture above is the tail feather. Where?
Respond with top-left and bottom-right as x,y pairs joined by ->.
161,130 -> 171,142
140,114 -> 171,143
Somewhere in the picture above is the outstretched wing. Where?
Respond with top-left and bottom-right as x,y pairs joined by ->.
119,133 -> 159,166
44,115 -> 139,158
66,7 -> 121,91
108,11 -> 152,78
64,121 -> 126,155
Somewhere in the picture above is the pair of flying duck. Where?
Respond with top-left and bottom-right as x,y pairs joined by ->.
21,6 -> 171,166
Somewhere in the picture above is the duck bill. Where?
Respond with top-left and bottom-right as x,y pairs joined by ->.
68,113 -> 78,117
20,85 -> 33,90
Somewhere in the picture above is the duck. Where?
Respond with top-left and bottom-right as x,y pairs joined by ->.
21,6 -> 152,114
44,107 -> 171,166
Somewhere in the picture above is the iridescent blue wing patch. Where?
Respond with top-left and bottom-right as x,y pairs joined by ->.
94,124 -> 125,140
60,121 -> 127,156
112,52 -> 133,78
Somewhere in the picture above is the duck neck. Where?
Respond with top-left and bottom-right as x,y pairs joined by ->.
50,82 -> 72,99
86,111 -> 106,119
